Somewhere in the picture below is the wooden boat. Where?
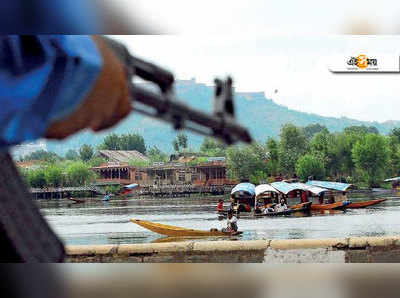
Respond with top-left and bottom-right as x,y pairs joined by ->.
254,202 -> 312,217
67,197 -> 85,204
131,219 -> 243,237
311,200 -> 350,210
345,198 -> 386,209
289,202 -> 312,210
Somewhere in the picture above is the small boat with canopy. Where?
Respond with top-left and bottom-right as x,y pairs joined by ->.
254,183 -> 312,216
271,181 -> 350,210
230,182 -> 256,212
306,180 -> 385,209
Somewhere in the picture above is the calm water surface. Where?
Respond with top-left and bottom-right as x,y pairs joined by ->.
39,191 -> 400,245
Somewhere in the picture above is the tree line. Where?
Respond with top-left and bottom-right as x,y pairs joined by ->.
19,124 -> 400,189
225,124 -> 400,188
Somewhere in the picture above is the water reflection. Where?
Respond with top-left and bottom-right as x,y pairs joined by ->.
39,192 -> 400,245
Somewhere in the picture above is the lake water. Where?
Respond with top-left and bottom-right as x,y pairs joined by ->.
39,190 -> 400,245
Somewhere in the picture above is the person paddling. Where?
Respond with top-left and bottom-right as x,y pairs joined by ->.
224,210 -> 238,233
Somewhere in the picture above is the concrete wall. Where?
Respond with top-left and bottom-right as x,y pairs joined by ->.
66,236 -> 400,263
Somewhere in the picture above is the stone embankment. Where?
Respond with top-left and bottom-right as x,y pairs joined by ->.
66,236 -> 400,263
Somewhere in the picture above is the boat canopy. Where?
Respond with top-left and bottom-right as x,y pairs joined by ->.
290,183 -> 326,196
255,184 -> 279,197
384,177 -> 400,182
124,183 -> 139,189
231,183 -> 256,196
306,180 -> 352,191
270,181 -> 300,195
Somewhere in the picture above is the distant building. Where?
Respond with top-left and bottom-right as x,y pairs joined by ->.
15,160 -> 42,170
11,140 -> 47,160
91,156 -> 236,186
98,150 -> 149,163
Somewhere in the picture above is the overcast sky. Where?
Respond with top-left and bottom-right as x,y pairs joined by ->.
111,0 -> 400,35
115,35 -> 400,123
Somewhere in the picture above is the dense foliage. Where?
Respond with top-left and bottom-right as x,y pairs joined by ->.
22,150 -> 61,162
99,133 -> 146,153
22,124 -> 400,189
79,144 -> 94,162
173,133 -> 189,152
22,161 -> 95,188
224,124 -> 400,188
295,154 -> 325,181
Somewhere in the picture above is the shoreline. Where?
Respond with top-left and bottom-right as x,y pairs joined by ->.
66,235 -> 400,263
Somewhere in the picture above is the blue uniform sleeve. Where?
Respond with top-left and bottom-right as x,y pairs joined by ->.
0,35 -> 103,149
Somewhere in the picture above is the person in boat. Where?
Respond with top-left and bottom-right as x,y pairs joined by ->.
275,198 -> 288,212
254,199 -> 262,214
229,196 -> 235,211
327,194 -> 335,204
217,199 -> 224,212
263,204 -> 275,214
318,193 -> 324,204
224,211 -> 238,232
301,190 -> 308,203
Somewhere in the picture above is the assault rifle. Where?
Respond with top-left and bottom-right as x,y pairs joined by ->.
103,37 -> 252,145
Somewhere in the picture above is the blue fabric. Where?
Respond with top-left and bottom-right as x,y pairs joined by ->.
0,0 -> 101,33
306,180 -> 352,191
0,35 -> 102,149
231,183 -> 256,196
270,182 -> 299,195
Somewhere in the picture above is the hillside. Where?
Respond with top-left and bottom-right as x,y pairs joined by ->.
46,78 -> 400,155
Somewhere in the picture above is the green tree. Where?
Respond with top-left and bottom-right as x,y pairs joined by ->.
303,123 -> 329,139
79,144 -> 94,162
172,139 -> 179,152
295,154 -> 325,181
226,143 -> 267,181
332,129 -> 366,178
100,133 -> 121,150
278,123 -> 308,175
44,164 -> 64,187
65,149 -> 79,160
352,134 -> 389,187
390,127 -> 400,143
310,131 -> 338,177
147,146 -> 168,162
344,125 -> 379,135
26,168 -> 47,188
200,137 -> 226,156
266,137 -> 279,176
172,133 -> 189,152
23,150 -> 61,163
177,133 -> 188,149
65,161 -> 95,186
386,136 -> 400,177
119,133 -> 146,153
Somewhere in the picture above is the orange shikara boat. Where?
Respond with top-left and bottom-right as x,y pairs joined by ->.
346,198 -> 386,209
311,200 -> 349,210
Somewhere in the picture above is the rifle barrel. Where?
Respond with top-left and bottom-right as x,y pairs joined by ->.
131,85 -> 252,144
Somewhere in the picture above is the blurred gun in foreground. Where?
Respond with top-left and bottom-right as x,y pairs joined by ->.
103,37 -> 252,145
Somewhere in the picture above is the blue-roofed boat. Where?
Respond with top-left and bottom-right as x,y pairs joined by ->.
231,183 -> 256,197
306,180 -> 353,192
271,181 -> 353,211
230,183 -> 256,211
270,181 -> 300,195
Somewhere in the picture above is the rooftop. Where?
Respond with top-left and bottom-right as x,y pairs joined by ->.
98,150 -> 149,163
